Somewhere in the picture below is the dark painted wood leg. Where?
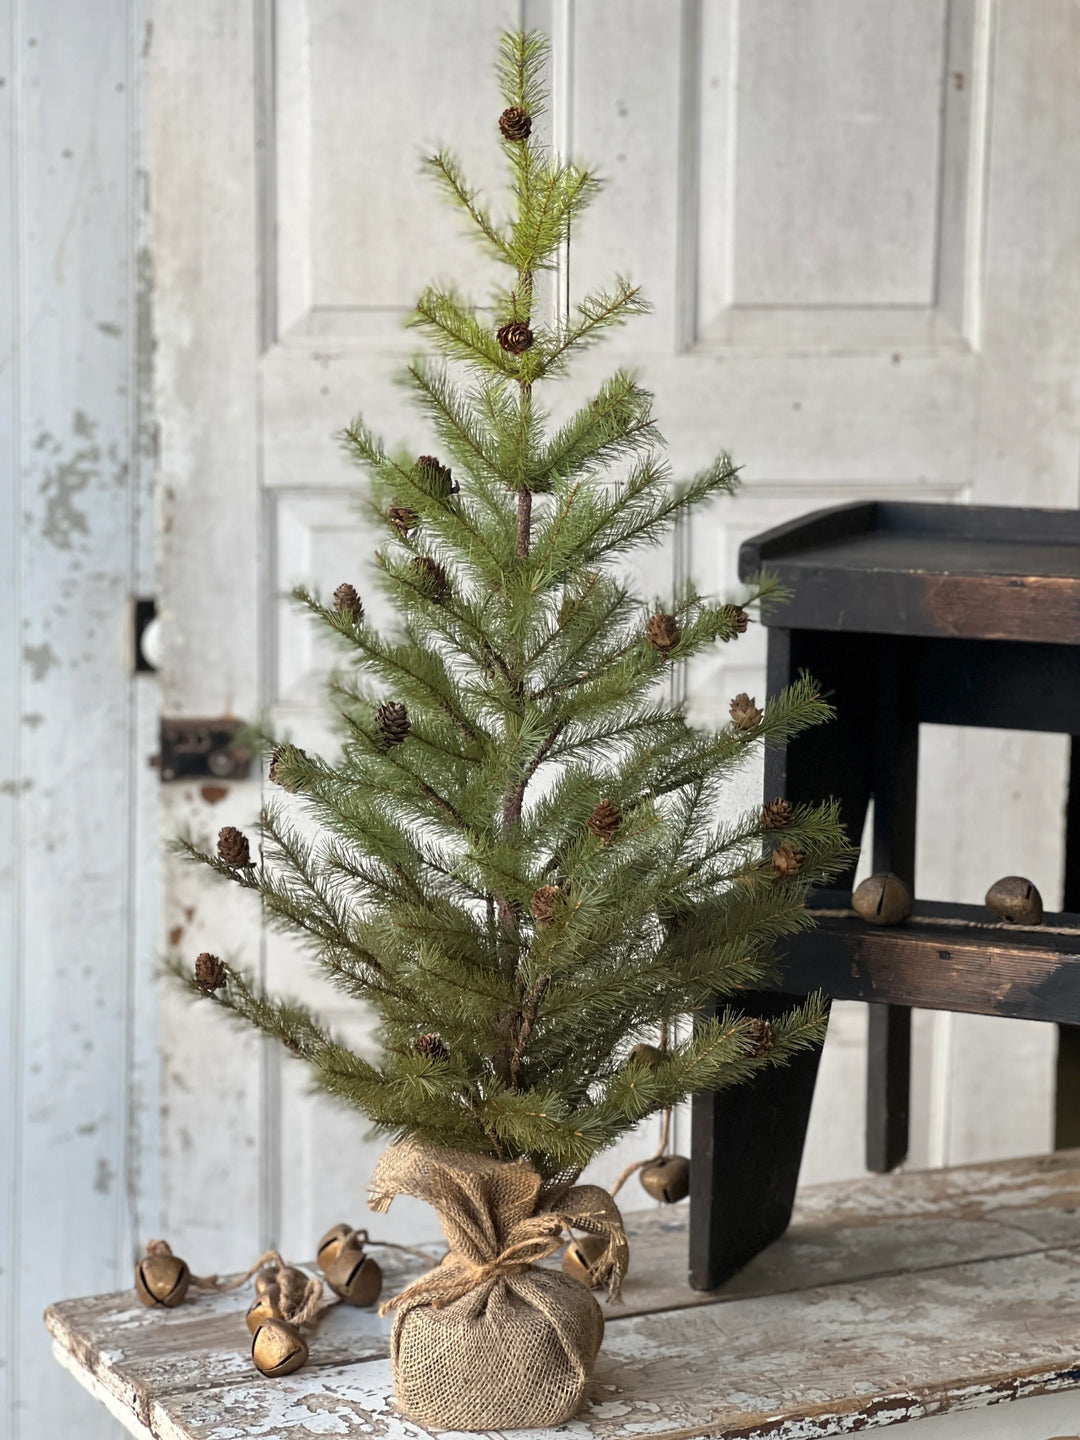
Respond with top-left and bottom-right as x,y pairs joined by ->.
866,1004 -> 912,1171
688,629 -> 874,1290
865,637 -> 919,1173
1055,737 -> 1080,1147
689,991 -> 829,1290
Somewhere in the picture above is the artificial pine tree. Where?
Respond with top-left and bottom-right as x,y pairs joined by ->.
175,31 -> 848,1189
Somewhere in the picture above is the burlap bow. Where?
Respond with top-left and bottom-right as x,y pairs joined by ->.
369,1138 -> 628,1313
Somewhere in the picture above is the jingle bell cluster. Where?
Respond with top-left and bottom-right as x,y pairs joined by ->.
132,1218 -> 389,1381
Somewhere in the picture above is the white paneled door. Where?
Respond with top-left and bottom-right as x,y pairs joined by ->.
151,0 -> 1080,1274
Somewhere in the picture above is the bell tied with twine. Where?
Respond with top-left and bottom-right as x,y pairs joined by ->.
136,1239 -> 332,1380
244,1254 -> 331,1377
369,1139 -> 628,1429
134,1238 -> 286,1309
135,1240 -> 195,1308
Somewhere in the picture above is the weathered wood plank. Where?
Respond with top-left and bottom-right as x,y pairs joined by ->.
778,898 -> 1080,1024
50,1249 -> 1080,1440
46,1153 -> 1080,1438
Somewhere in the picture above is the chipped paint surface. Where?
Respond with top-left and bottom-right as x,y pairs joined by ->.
46,1155 -> 1080,1438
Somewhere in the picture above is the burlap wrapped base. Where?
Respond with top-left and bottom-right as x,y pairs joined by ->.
369,1140 -> 628,1430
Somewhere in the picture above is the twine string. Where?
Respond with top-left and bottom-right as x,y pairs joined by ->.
609,1106 -> 672,1199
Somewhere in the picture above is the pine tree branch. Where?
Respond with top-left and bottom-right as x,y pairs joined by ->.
534,280 -> 649,377
509,973 -> 550,1088
516,479 -> 533,554
422,151 -> 511,262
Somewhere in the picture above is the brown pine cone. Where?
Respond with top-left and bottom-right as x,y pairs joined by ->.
587,798 -> 622,845
217,825 -> 252,868
530,883 -> 562,926
744,1017 -> 774,1057
268,745 -> 307,792
646,612 -> 681,655
762,797 -> 794,831
194,952 -> 226,991
388,504 -> 418,537
412,554 -> 450,602
375,701 -> 410,749
498,105 -> 532,142
730,693 -> 762,731
772,843 -> 804,879
497,320 -> 534,354
415,455 -> 457,496
333,583 -> 363,621
721,604 -> 749,635
413,1033 -> 449,1062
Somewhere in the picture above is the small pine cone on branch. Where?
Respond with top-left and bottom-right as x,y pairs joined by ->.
498,105 -> 532,142
762,797 -> 794,831
744,1017 -> 775,1057
530,884 -> 562,926
587,798 -> 622,845
412,555 -> 450,602
217,825 -> 253,868
646,612 -> 681,656
720,604 -> 749,635
413,1033 -> 449,1062
375,701 -> 410,749
730,693 -> 763,731
194,952 -> 226,991
497,320 -> 534,354
772,843 -> 804,879
333,583 -> 363,622
415,455 -> 457,497
268,745 -> 307,793
388,504 -> 418,537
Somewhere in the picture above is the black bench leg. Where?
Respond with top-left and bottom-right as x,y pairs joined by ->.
690,991 -> 828,1289
688,629 -> 873,1289
1055,736 -> 1080,1146
866,637 -> 919,1172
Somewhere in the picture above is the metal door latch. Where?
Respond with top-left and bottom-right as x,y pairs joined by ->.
155,718 -> 253,782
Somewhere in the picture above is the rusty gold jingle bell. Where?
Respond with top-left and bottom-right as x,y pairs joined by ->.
639,1155 -> 691,1204
561,1232 -> 610,1289
251,1318 -> 308,1377
986,875 -> 1044,926
320,1243 -> 382,1307
316,1222 -> 362,1269
245,1286 -> 280,1336
852,872 -> 912,926
135,1240 -> 191,1309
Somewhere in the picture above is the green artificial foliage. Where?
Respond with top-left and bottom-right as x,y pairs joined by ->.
174,31 -> 850,1180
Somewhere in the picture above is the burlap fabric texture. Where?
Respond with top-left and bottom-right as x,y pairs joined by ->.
369,1139 -> 629,1429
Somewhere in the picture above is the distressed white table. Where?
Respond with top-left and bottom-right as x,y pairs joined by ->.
47,1153 -> 1080,1440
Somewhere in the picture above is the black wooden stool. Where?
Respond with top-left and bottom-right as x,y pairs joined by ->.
689,500 -> 1080,1291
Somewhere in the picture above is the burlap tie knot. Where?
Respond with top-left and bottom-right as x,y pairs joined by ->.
380,1212 -> 589,1314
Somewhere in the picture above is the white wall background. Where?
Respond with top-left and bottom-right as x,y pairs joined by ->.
2,2 -> 1080,1436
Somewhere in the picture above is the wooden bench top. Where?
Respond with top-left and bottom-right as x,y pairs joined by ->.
738,500 -> 1080,644
46,1150 -> 1080,1439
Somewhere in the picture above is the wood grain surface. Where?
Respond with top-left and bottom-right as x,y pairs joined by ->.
46,1151 -> 1080,1439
